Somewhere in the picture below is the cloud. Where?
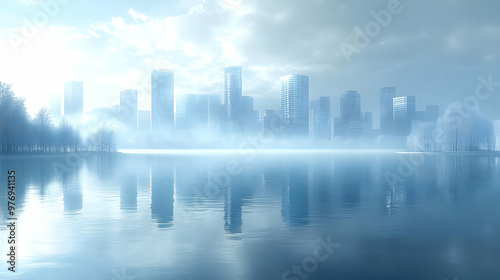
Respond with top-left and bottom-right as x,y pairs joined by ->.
1,0 -> 500,123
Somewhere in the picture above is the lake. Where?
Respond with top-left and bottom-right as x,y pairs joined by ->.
0,150 -> 499,280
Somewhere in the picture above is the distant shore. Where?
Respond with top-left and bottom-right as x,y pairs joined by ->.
2,149 -> 500,158
0,151 -> 120,159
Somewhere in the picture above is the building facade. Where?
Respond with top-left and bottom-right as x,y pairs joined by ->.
223,66 -> 243,136
335,90 -> 363,137
310,97 -> 331,140
151,69 -> 174,135
63,81 -> 84,123
393,96 -> 416,136
380,87 -> 396,135
281,74 -> 310,138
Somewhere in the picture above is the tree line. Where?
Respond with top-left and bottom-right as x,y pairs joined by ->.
408,102 -> 496,151
0,82 -> 116,154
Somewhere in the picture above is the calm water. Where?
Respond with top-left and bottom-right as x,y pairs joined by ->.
0,151 -> 499,280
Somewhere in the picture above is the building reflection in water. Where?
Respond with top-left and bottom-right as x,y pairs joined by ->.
310,158 -> 333,217
281,161 -> 309,226
224,180 -> 243,234
151,161 -> 175,228
62,173 -> 83,214
335,157 -> 362,209
120,166 -> 138,211
223,165 -> 258,235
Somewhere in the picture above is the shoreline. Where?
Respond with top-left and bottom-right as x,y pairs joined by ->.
1,149 -> 500,158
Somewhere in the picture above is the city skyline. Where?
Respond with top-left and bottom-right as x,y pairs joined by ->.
49,69 -> 453,140
1,0 -> 500,127
50,68 -> 446,133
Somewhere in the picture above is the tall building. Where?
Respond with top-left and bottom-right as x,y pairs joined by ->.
198,94 -> 222,130
241,96 -> 259,135
63,81 -> 84,123
151,69 -> 174,134
120,89 -> 138,130
412,111 -> 426,132
335,91 -> 363,137
416,111 -> 426,122
426,105 -> 439,123
340,90 -> 361,122
494,120 -> 500,151
281,74 -> 310,138
262,109 -> 284,138
393,96 -> 416,136
310,97 -> 331,140
176,94 -> 198,131
138,110 -> 150,132
223,66 -> 243,135
380,87 -> 396,135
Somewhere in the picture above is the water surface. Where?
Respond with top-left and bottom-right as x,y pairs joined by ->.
0,151 -> 499,280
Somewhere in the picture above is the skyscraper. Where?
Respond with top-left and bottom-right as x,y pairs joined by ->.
241,96 -> 259,135
223,66 -> 242,135
310,97 -> 331,140
175,94 -> 198,131
335,90 -> 363,137
63,81 -> 84,123
120,89 -> 138,130
393,96 -> 416,136
281,74 -> 310,138
340,90 -> 361,122
380,87 -> 396,135
151,69 -> 174,134
198,94 -> 222,130
262,109 -> 284,138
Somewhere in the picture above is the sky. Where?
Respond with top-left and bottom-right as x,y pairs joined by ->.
1,0 -> 499,128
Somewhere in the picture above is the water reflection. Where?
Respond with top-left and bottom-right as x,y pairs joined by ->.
0,152 -> 499,280
62,173 -> 83,214
281,161 -> 309,226
151,161 -> 174,228
120,166 -> 137,211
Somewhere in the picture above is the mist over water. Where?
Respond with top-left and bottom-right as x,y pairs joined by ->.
1,151 -> 499,280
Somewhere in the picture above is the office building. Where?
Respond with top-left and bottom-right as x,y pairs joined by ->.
198,94 -> 222,129
63,81 -> 84,123
223,66 -> 243,135
151,69 -> 174,134
176,94 -> 198,131
310,97 -> 331,140
241,96 -> 259,135
281,74 -> 310,138
380,87 -> 396,135
335,91 -> 363,137
393,96 -> 416,136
